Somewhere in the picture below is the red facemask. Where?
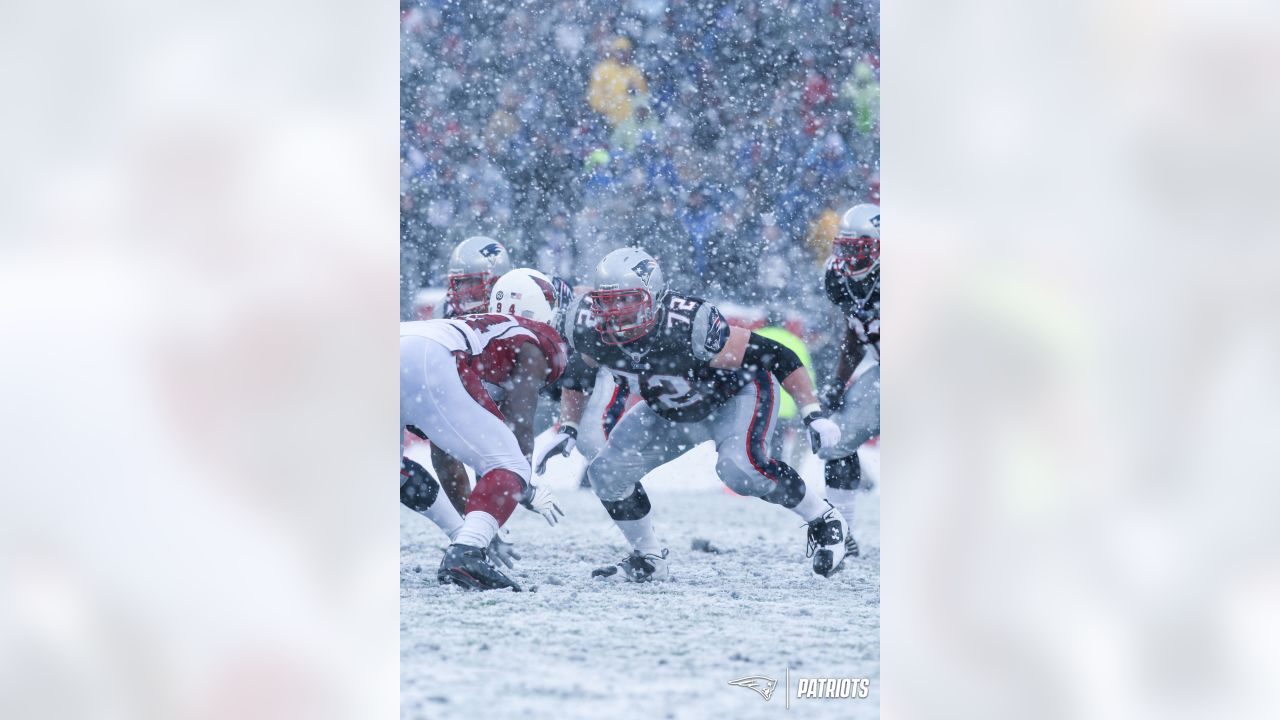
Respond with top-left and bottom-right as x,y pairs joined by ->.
589,288 -> 656,345
832,235 -> 879,277
446,272 -> 493,314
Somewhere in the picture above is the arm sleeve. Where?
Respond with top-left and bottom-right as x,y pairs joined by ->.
689,303 -> 730,362
742,332 -> 806,383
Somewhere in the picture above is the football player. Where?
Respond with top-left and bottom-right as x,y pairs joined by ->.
543,248 -> 848,581
816,204 -> 881,559
533,286 -> 630,488
443,235 -> 513,316
422,235 -> 514,513
400,268 -> 571,590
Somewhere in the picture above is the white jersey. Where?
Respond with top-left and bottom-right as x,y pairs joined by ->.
400,319 -> 481,354
400,319 -> 517,404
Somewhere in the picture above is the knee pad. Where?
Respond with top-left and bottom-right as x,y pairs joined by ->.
400,457 -> 440,512
825,454 -> 862,491
599,481 -> 652,521
760,469 -> 807,508
717,451 -> 807,509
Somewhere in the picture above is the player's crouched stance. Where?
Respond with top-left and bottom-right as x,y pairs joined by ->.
400,269 -> 572,591
400,456 -> 521,570
538,249 -> 848,581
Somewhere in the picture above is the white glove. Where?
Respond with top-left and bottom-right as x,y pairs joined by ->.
533,423 -> 578,475
520,478 -> 565,526
802,405 -> 842,453
487,528 -> 521,569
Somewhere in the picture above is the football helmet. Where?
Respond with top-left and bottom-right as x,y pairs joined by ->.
588,248 -> 666,345
832,204 -> 880,279
447,236 -> 512,314
489,268 -> 574,334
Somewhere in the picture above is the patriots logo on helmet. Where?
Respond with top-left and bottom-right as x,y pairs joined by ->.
630,258 -> 657,285
479,242 -> 503,259
728,675 -> 778,702
869,214 -> 880,228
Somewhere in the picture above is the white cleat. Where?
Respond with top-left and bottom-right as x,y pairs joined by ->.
806,504 -> 848,577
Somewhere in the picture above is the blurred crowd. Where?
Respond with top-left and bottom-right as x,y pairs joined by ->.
400,0 -> 879,327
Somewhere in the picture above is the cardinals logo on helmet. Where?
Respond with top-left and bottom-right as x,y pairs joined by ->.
728,675 -> 778,702
529,275 -> 556,305
630,258 -> 657,285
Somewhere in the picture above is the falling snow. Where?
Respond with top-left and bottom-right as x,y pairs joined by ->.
400,1 -> 880,716
401,436 -> 880,720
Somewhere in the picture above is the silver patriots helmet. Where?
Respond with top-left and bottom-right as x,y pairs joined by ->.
588,247 -> 666,345
831,204 -> 880,279
446,235 -> 513,314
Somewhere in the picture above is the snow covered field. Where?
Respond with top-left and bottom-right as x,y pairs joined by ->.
401,437 -> 880,720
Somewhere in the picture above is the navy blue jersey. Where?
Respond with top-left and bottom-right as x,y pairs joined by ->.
824,265 -> 880,357
568,291 -> 743,422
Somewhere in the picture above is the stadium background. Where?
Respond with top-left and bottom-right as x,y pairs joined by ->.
400,0 -> 879,374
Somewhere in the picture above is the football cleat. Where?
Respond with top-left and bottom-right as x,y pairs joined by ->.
437,544 -> 523,591
591,549 -> 670,582
806,504 -> 848,577
845,533 -> 860,559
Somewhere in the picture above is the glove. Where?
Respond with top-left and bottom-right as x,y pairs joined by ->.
819,382 -> 847,412
802,404 -> 842,453
520,478 -> 565,526
533,422 -> 578,475
487,528 -> 521,569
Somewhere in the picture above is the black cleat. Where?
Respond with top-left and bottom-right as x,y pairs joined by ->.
592,549 -> 670,582
437,544 -> 523,591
